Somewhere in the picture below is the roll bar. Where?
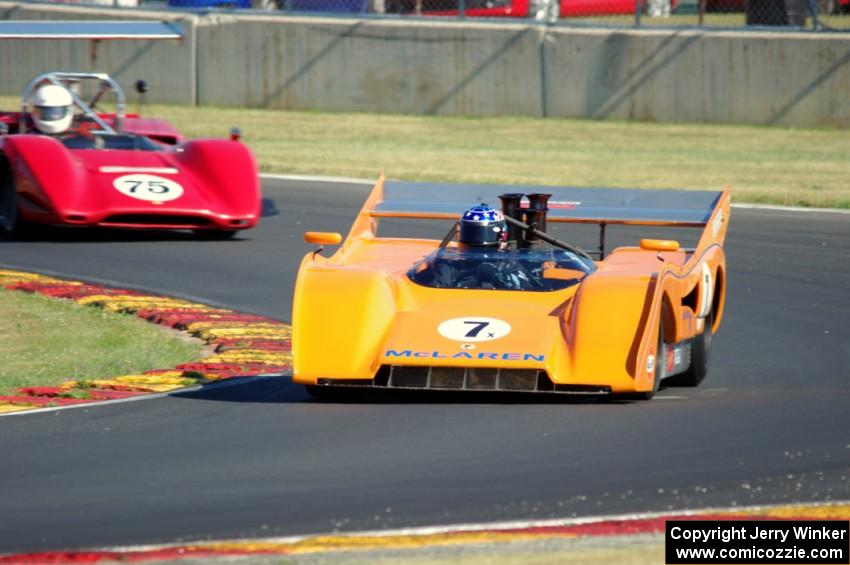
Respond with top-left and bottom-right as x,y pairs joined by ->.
20,72 -> 126,135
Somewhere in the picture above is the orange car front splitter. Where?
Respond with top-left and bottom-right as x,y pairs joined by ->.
0,269 -> 292,414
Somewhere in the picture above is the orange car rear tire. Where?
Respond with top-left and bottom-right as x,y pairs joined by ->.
668,310 -> 713,387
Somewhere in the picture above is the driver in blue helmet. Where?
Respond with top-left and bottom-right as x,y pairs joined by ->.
411,203 -> 539,290
410,203 -> 594,291
458,204 -> 508,249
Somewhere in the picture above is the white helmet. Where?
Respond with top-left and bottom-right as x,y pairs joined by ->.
30,84 -> 74,135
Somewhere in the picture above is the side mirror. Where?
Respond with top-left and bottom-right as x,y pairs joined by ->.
640,239 -> 680,252
304,232 -> 342,245
135,79 -> 148,94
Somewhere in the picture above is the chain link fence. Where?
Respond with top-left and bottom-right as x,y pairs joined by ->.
33,0 -> 850,29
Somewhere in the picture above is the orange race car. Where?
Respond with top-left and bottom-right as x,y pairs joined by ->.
292,175 -> 730,400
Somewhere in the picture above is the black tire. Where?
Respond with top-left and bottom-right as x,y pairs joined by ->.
0,170 -> 17,237
667,311 -> 713,387
0,192 -> 16,237
193,229 -> 238,240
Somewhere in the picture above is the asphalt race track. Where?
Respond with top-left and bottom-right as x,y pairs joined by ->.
0,178 -> 848,552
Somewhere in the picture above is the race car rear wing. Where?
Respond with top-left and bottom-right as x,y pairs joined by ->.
350,177 -> 731,258
371,181 -> 725,228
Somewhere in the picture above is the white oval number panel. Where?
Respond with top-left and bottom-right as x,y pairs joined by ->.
438,317 -> 512,343
113,174 -> 184,203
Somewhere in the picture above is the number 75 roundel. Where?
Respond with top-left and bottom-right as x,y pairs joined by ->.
438,317 -> 512,342
113,174 -> 184,203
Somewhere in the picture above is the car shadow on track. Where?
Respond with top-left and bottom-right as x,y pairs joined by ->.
171,376 -> 309,404
171,376 -> 658,405
2,226 -> 251,243
1,199 -> 279,243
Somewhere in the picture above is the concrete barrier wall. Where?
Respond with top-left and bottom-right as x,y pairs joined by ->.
1,3 -> 849,127
196,17 -> 543,115
543,28 -> 850,127
0,2 -> 197,105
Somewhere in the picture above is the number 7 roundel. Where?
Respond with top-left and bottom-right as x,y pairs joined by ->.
438,317 -> 512,342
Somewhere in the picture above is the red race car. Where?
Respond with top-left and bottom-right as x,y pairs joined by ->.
0,71 -> 262,239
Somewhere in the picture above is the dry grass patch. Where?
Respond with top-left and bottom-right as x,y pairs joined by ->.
324,544 -> 662,564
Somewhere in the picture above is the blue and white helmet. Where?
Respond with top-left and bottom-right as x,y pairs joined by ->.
459,204 -> 507,247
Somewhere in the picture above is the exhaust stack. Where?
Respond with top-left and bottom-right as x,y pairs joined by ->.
498,193 -> 525,245
524,193 -> 552,247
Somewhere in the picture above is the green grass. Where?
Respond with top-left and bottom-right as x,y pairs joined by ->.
0,289 -> 203,395
5,95 -> 849,207
143,103 -> 850,209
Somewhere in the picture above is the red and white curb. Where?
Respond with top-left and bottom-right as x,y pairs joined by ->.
1,501 -> 847,563
0,269 -> 291,415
